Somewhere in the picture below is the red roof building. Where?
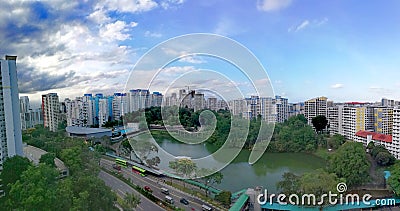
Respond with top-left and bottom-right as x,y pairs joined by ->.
355,130 -> 392,143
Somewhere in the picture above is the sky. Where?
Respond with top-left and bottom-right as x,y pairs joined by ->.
1,0 -> 400,107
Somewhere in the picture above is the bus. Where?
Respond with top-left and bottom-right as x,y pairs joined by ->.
132,165 -> 146,177
115,158 -> 127,167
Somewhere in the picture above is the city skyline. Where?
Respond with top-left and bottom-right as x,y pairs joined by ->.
1,1 -> 400,105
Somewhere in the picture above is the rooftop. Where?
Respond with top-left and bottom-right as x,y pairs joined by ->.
355,130 -> 392,143
66,126 -> 112,135
23,145 -> 67,172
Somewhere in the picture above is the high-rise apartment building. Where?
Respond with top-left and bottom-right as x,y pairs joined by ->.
274,96 -> 289,123
374,107 -> 393,135
260,97 -> 276,123
391,108 -> 400,159
129,89 -> 151,112
289,102 -> 304,117
206,97 -> 218,111
0,56 -> 23,170
19,96 -> 43,130
328,105 -> 343,135
112,93 -> 129,121
42,93 -> 60,132
193,93 -> 205,111
151,92 -> 163,107
304,97 -> 328,126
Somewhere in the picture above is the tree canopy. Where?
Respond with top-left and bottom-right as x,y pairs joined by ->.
388,162 -> 400,197
312,115 -> 328,133
328,142 -> 370,186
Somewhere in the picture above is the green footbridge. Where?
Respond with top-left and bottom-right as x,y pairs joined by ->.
229,190 -> 249,211
261,198 -> 400,210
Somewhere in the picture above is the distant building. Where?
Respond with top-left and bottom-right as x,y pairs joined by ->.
289,102 -> 304,117
112,93 -> 129,121
382,98 -> 395,107
391,108 -> 400,159
42,93 -> 60,132
274,96 -> 289,123
0,55 -> 24,170
206,97 -> 218,111
129,89 -> 151,112
193,93 -> 205,111
151,92 -> 163,107
304,96 -> 328,126
259,97 -> 276,122
19,96 -> 43,130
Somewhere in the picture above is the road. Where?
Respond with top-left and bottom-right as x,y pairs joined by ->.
99,170 -> 164,211
100,158 -> 219,211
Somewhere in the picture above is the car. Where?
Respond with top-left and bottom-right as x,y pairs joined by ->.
112,164 -> 121,171
180,198 -> 189,205
144,186 -> 152,192
161,187 -> 169,195
202,204 -> 213,211
165,196 -> 174,204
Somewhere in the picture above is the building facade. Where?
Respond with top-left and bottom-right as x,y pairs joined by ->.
42,93 -> 60,132
304,96 -> 328,126
0,56 -> 23,170
19,96 -> 43,130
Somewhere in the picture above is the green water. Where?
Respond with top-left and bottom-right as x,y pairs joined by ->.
155,138 -> 326,193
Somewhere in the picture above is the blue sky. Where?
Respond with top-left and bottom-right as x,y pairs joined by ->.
1,0 -> 400,105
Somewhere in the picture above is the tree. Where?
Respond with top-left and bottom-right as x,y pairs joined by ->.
375,152 -> 396,166
328,142 -> 370,186
388,162 -> 400,197
60,147 -> 82,175
370,144 -> 396,166
121,192 -> 141,210
300,169 -> 342,204
0,156 -> 31,196
327,134 -> 346,149
6,164 -> 59,210
169,158 -> 197,178
312,115 -> 328,133
197,171 -> 223,197
371,145 -> 388,158
40,153 -> 56,168
71,175 -> 116,210
277,172 -> 300,196
215,191 -> 231,207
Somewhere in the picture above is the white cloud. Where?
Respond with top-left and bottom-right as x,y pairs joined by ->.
88,9 -> 111,24
331,83 -> 344,89
95,0 -> 158,13
160,0 -> 185,9
99,20 -> 138,42
288,18 -> 328,32
144,31 -> 162,38
257,0 -> 292,12
178,56 -> 205,64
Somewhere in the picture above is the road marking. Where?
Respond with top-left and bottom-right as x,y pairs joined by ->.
118,189 -> 126,197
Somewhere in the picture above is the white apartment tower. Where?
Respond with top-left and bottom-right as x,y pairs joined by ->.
42,93 -> 60,132
0,56 -> 23,170
391,108 -> 400,159
304,97 -> 328,126
274,96 -> 289,123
